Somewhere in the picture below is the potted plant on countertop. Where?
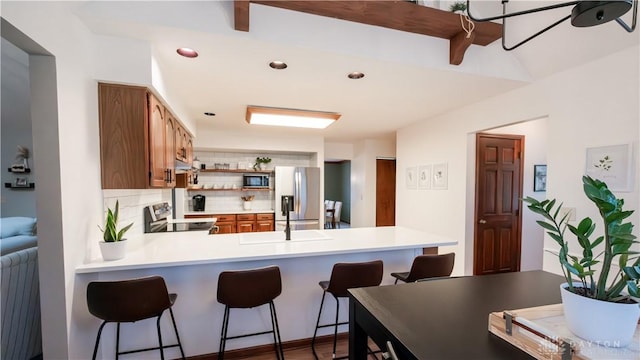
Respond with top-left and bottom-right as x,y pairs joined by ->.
254,157 -> 272,171
523,175 -> 639,347
98,200 -> 133,261
241,195 -> 255,211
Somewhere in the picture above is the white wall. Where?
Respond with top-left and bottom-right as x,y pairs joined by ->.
2,3 -> 105,358
1,38 -> 36,217
397,46 -> 639,277
351,138 -> 396,228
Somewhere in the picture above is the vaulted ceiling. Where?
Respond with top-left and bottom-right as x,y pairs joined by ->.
76,1 -> 639,142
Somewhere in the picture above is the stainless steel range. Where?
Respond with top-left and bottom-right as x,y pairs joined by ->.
144,202 -> 217,233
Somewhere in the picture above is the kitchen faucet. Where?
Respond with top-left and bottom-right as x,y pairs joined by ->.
282,196 -> 291,241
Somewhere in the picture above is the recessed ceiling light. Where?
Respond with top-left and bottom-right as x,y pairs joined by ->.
348,71 -> 365,79
246,106 -> 340,129
176,48 -> 198,58
269,61 -> 288,70
204,112 -> 216,116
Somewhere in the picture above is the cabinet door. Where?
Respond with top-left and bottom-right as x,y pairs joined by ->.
175,124 -> 184,161
236,221 -> 254,233
186,135 -> 193,164
255,220 -> 274,232
181,131 -> 190,162
98,83 -> 148,189
165,111 -> 177,187
149,94 -> 167,187
216,222 -> 236,234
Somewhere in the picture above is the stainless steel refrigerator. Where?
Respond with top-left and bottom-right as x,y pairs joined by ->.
275,166 -> 321,230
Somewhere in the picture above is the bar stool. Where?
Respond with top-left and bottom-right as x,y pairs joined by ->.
216,265 -> 284,360
390,253 -> 455,284
86,276 -> 185,360
311,260 -> 383,360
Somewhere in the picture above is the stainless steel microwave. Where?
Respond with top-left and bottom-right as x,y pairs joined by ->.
243,174 -> 269,188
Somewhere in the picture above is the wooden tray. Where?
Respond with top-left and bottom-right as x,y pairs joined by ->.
488,304 -> 640,360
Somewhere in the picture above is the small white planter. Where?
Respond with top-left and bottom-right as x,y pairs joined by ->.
243,201 -> 252,210
99,240 -> 127,261
561,283 -> 640,347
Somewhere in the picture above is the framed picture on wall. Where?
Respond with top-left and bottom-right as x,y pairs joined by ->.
534,165 -> 547,192
432,163 -> 448,190
418,165 -> 432,189
406,167 -> 417,189
14,177 -> 29,187
585,143 -> 633,192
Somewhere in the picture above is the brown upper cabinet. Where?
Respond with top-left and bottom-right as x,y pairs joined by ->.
175,122 -> 193,163
98,82 -> 191,189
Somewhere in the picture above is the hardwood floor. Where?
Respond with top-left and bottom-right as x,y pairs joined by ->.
187,334 -> 381,360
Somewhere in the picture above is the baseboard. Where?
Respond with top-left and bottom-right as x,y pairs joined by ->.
185,332 -> 348,360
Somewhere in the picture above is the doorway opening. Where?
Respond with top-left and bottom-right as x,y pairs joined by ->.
324,160 -> 351,228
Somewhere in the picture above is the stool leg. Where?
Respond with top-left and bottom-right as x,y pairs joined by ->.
219,306 -> 230,360
91,321 -> 108,360
156,314 -> 165,360
333,297 -> 340,358
269,301 -> 285,360
311,292 -> 327,360
169,307 -> 186,359
394,278 -> 399,284
115,322 -> 121,360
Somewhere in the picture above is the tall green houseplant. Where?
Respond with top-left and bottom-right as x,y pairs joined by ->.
99,200 -> 133,242
523,175 -> 639,302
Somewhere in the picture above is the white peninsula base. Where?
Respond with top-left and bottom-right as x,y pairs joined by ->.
74,226 -> 457,359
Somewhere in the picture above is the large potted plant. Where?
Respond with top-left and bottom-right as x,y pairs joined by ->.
523,175 -> 639,347
98,200 -> 133,261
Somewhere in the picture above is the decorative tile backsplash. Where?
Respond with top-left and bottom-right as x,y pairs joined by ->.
187,151 -> 314,213
101,151 -> 314,227
102,189 -> 170,236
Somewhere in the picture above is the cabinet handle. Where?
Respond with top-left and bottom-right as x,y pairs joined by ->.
479,219 -> 487,224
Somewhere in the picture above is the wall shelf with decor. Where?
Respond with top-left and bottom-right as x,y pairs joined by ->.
199,169 -> 273,174
7,167 -> 31,173
5,182 -> 35,190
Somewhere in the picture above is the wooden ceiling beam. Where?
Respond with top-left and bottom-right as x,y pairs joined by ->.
235,0 -> 502,65
234,0 -> 250,32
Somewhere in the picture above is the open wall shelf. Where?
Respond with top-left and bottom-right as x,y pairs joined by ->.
5,182 -> 35,190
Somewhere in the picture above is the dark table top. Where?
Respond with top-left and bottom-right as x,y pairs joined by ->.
349,270 -> 565,359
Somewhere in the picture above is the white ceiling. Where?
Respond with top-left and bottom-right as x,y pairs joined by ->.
75,1 -> 639,143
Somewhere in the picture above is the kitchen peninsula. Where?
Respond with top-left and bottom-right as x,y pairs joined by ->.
76,226 -> 457,359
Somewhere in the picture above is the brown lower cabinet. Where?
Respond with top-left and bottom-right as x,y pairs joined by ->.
185,213 -> 274,234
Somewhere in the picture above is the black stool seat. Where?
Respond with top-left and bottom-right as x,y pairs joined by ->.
86,275 -> 185,360
390,253 -> 455,284
312,260 -> 383,360
217,265 -> 284,360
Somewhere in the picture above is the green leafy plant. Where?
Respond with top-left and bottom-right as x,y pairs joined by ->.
253,157 -> 272,170
98,200 -> 133,242
523,175 -> 639,303
449,1 -> 467,13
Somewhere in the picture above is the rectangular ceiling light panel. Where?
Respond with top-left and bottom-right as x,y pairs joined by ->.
246,106 -> 340,129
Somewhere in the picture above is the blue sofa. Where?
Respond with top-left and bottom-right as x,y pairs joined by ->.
1,217 -> 41,359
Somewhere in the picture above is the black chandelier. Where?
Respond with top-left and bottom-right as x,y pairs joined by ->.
466,0 -> 638,50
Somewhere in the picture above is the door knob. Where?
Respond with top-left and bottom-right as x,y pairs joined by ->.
479,219 -> 487,224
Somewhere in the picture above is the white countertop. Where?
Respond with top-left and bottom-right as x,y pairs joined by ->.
184,209 -> 275,216
76,226 -> 457,274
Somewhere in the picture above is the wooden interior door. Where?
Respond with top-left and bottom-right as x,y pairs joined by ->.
474,133 -> 523,275
376,159 -> 396,226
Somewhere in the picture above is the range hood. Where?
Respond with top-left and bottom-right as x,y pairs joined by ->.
175,159 -> 193,171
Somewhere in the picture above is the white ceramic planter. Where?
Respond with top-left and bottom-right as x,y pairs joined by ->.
99,240 -> 127,261
243,201 -> 252,210
560,283 -> 640,347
